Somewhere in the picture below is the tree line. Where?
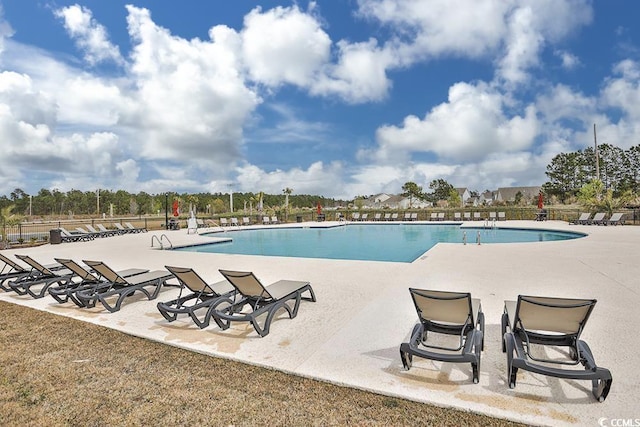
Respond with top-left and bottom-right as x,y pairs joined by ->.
543,143 -> 640,202
0,188 -> 346,218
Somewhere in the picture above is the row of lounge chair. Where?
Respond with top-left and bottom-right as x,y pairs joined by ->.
57,222 -> 146,242
400,288 -> 612,402
157,267 -> 315,337
350,212 -> 508,221
214,216 -> 280,227
0,252 -> 315,337
573,212 -> 625,226
1,252 -> 612,401
1,253 -> 172,311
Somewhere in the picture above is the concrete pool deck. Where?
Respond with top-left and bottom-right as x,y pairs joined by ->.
1,220 -> 637,426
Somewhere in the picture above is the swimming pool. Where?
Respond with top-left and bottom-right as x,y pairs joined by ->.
176,224 -> 585,263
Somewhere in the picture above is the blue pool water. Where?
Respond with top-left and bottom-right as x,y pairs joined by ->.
176,224 -> 584,263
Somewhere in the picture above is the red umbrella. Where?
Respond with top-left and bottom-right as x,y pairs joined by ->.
172,200 -> 179,217
537,192 -> 544,209
316,202 -> 322,215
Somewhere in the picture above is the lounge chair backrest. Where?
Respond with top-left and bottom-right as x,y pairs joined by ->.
410,288 -> 473,325
97,224 -> 109,232
113,223 -> 126,230
515,295 -> 596,335
166,266 -> 216,294
55,258 -> 97,281
609,213 -> 623,221
83,260 -> 127,285
85,225 -> 98,233
592,213 -> 606,221
578,213 -> 590,221
125,222 -> 136,229
219,269 -> 272,300
0,253 -> 25,271
15,254 -> 55,275
384,213 -> 391,219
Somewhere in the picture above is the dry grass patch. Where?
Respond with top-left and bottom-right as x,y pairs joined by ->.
0,301 -> 524,426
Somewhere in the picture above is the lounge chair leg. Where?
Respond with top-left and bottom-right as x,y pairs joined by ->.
399,345 -> 412,370
472,363 -> 480,384
505,333 -> 518,388
478,311 -> 485,351
593,378 -> 612,402
501,312 -> 508,352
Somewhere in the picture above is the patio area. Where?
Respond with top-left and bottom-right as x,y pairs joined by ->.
1,220 -> 637,426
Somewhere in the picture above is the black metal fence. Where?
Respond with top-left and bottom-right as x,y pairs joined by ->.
2,208 -> 638,244
0,217 -> 156,244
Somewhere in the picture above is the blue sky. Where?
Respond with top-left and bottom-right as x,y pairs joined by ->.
0,1 -> 639,199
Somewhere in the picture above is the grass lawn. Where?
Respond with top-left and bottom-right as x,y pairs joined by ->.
0,301 -> 524,426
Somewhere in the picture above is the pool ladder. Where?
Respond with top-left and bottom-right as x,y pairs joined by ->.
462,231 -> 482,245
151,234 -> 173,250
484,218 -> 497,229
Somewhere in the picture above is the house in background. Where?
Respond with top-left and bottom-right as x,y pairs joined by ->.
495,186 -> 541,204
455,188 -> 472,205
362,193 -> 431,209
479,190 -> 496,205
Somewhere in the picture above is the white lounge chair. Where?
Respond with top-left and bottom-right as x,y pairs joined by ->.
607,213 -> 625,226
574,213 -> 591,225
591,212 -> 607,225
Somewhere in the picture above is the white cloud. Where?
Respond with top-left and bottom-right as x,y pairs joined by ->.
357,0 -> 510,60
241,5 -> 331,87
235,161 -> 345,197
54,4 -> 124,66
496,6 -> 544,86
124,5 -> 260,170
602,60 -> 640,120
555,50 -> 581,70
371,81 -> 539,163
241,5 -> 393,103
310,38 -> 394,103
357,0 -> 592,88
